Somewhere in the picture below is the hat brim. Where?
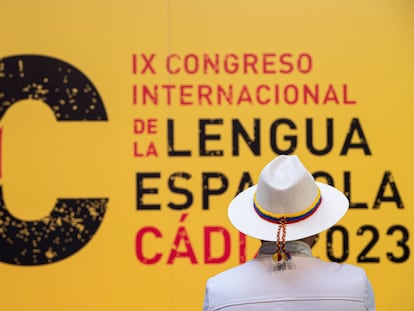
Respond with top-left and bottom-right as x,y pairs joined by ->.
227,182 -> 349,241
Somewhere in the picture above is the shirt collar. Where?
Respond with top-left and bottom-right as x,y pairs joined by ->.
258,240 -> 313,257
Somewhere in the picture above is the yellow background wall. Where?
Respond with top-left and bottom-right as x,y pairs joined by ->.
1,1 -> 413,310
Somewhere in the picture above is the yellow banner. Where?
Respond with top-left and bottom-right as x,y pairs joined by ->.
0,1 -> 413,310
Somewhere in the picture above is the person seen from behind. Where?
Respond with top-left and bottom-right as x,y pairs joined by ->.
203,155 -> 375,310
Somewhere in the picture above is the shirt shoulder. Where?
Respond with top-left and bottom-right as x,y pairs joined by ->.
204,257 -> 374,310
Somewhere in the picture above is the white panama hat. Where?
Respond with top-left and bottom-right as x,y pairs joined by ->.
228,155 -> 349,242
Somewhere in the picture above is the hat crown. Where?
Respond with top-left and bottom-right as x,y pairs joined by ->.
255,155 -> 318,215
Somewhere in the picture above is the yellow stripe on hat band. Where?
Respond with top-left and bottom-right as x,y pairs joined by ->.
253,188 -> 322,224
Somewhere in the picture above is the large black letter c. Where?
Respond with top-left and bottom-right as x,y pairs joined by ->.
0,55 -> 109,265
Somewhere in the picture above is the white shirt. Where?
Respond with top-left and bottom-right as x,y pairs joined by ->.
203,241 -> 375,310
